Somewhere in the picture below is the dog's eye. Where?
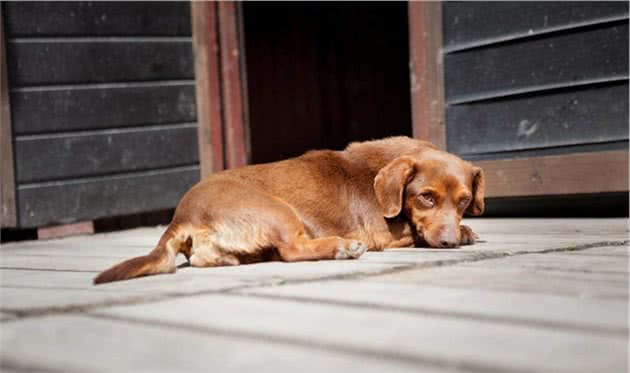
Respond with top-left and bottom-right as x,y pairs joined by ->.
419,193 -> 434,207
459,198 -> 471,209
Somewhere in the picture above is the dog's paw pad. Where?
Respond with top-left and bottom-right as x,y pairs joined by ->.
335,241 -> 367,260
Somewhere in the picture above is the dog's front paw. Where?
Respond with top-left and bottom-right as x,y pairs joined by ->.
459,225 -> 478,245
335,240 -> 368,259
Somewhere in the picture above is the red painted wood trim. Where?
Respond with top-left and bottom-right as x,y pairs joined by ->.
477,151 -> 629,197
408,2 -> 446,150
191,1 -> 225,178
37,221 -> 94,240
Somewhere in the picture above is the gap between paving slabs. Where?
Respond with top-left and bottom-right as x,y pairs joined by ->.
1,240 -> 626,320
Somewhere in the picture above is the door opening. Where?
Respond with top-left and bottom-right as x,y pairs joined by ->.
242,2 -> 412,163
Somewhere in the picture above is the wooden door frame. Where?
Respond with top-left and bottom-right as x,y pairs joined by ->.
1,7 -> 17,228
408,1 -> 446,150
190,1 -> 249,178
407,1 -> 628,198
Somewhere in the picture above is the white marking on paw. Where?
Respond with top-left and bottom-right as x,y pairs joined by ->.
348,241 -> 367,257
335,247 -> 350,260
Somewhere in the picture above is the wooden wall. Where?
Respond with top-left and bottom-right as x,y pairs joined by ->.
242,2 -> 412,164
442,2 -> 629,161
2,2 -> 199,228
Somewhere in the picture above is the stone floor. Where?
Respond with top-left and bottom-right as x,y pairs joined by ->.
0,218 -> 628,373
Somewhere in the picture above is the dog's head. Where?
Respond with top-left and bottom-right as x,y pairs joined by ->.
373,151 -> 485,248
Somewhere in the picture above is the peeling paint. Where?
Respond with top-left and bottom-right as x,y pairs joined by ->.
517,120 -> 539,138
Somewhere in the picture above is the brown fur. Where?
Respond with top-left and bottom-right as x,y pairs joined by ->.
94,136 -> 484,284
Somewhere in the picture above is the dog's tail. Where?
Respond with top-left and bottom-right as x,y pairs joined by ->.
93,226 -> 187,285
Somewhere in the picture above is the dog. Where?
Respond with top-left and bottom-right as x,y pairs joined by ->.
94,136 -> 484,284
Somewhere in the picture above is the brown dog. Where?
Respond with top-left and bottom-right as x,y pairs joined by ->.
94,136 -> 484,284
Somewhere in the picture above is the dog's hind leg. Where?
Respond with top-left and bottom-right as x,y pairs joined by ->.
252,198 -> 368,262
276,234 -> 368,262
188,229 -> 240,267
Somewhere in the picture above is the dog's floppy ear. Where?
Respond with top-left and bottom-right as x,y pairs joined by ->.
374,156 -> 418,218
467,167 -> 485,216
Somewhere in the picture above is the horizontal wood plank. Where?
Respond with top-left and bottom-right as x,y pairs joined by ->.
7,41 -> 194,86
17,166 -> 199,228
15,125 -> 199,183
11,83 -> 196,135
443,2 -> 629,52
4,2 -> 191,37
37,221 -> 94,239
444,22 -> 628,103
477,150 -> 629,197
446,82 -> 629,155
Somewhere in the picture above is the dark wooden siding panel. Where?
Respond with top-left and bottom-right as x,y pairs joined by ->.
443,2 -> 628,51
17,166 -> 199,227
447,82 -> 629,155
3,2 -> 199,227
4,2 -> 191,37
443,2 -> 629,168
445,22 -> 629,103
11,83 -> 196,134
15,125 -> 199,183
8,41 -> 194,86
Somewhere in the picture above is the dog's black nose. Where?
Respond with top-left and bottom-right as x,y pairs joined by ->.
440,240 -> 457,248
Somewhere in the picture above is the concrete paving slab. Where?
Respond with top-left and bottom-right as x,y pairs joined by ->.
455,236 -> 628,255
240,280 -> 627,333
374,264 -> 628,299
0,253 -> 189,272
0,269 -> 250,311
152,260 -> 397,282
465,218 -> 628,237
1,315 -> 451,373
0,287 -> 143,310
461,251 -> 628,274
0,226 -> 162,253
98,293 -> 627,373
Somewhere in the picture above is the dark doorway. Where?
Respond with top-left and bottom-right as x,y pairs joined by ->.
242,2 -> 412,164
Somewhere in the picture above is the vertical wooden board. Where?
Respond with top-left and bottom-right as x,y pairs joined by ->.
218,1 -> 249,169
444,22 -> 629,103
4,2 -> 192,37
11,84 -> 196,135
408,2 -> 445,149
191,1 -> 224,177
443,2 -> 629,51
0,7 -> 16,227
446,82 -> 629,155
7,41 -> 194,86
